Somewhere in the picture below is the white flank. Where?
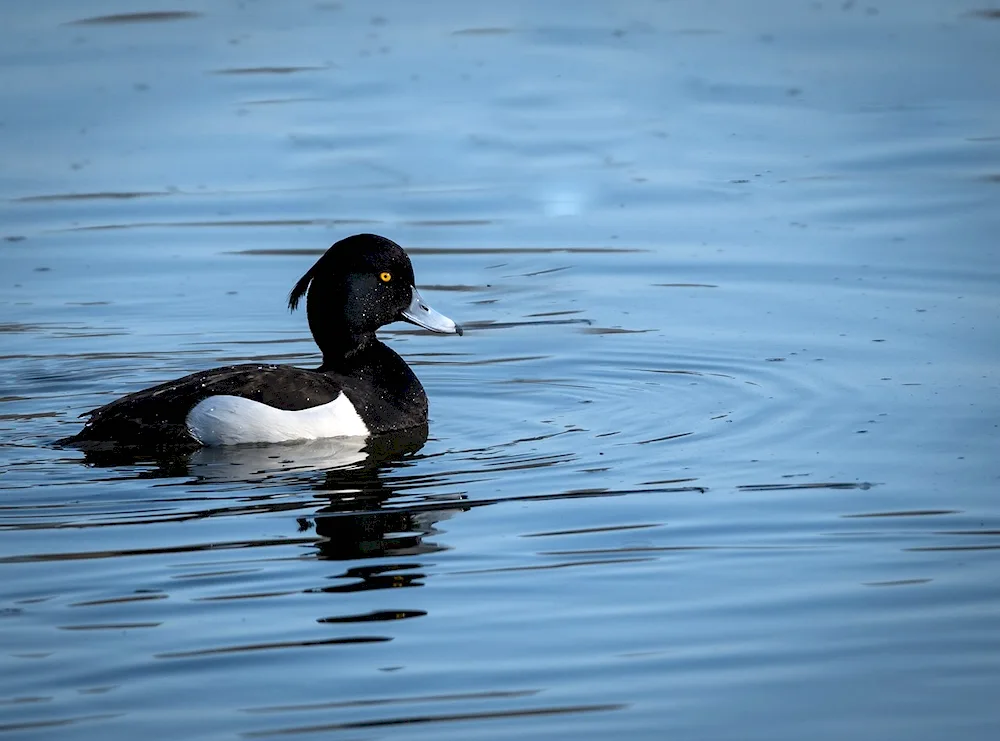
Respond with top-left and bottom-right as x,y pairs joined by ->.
186,394 -> 369,446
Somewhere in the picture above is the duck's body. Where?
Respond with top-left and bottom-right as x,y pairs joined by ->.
60,234 -> 460,451
67,344 -> 421,449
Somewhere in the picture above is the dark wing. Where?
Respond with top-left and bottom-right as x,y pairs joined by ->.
62,364 -> 346,449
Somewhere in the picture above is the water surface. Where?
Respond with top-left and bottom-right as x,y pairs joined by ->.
2,2 -> 999,739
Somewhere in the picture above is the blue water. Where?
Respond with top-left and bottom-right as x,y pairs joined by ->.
2,2 -> 999,739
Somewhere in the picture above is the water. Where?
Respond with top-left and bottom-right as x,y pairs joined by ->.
2,2 -> 999,739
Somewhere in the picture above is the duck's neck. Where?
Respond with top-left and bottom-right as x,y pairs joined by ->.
317,334 -> 428,431
319,335 -> 415,389
316,330 -> 376,373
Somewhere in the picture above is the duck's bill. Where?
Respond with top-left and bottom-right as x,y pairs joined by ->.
401,287 -> 463,335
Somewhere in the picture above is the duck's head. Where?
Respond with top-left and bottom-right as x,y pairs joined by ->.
289,234 -> 461,362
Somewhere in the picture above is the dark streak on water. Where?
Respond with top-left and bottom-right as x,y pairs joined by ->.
15,192 -> 172,203
66,12 -> 201,26
212,67 -> 331,76
241,703 -> 627,738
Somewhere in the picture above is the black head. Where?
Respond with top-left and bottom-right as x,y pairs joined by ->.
289,234 -> 460,365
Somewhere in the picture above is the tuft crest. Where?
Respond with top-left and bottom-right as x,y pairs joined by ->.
287,267 -> 315,311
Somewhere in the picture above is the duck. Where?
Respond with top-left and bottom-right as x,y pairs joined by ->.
59,233 -> 462,451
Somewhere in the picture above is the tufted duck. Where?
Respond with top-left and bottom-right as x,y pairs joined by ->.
59,233 -> 461,450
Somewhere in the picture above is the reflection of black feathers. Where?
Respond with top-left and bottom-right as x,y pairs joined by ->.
288,267 -> 315,311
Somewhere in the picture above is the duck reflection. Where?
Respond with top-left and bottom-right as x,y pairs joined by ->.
67,424 -> 468,567
298,426 -> 466,564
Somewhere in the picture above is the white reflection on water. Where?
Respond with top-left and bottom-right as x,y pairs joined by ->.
537,185 -> 590,217
188,437 -> 370,483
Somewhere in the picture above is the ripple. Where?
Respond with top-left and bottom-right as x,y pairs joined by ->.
244,690 -> 539,714
58,622 -> 161,631
451,27 -> 515,36
241,703 -> 625,737
156,636 -> 392,659
0,537 -> 318,564
739,482 -> 875,492
0,714 -> 122,733
67,11 -> 199,25
14,192 -> 171,203
317,609 -> 426,623
212,66 -> 330,76
56,219 -> 366,232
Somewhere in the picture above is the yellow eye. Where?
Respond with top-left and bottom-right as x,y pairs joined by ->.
379,271 -> 392,283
